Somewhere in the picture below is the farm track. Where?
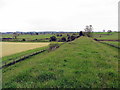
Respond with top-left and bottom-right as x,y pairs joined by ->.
0,49 -> 46,69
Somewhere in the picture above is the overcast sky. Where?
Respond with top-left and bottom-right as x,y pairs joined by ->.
0,0 -> 119,32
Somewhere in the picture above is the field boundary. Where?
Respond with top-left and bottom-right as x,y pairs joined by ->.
0,49 -> 46,69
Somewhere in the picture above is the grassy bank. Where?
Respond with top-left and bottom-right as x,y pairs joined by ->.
2,37 -> 118,88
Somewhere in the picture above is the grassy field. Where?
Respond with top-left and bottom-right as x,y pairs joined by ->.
2,37 -> 118,88
100,41 -> 120,47
1,42 -> 49,57
2,33 -> 71,40
2,34 -> 53,39
93,32 -> 119,40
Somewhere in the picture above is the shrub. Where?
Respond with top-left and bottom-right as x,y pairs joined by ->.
50,36 -> 57,41
79,31 -> 83,36
49,43 -> 60,51
56,34 -> 59,37
61,37 -> 66,42
22,39 -> 26,41
67,36 -> 71,42
67,34 -> 70,37
71,36 -> 76,41
60,34 -> 62,37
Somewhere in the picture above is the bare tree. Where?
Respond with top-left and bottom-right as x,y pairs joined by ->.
13,32 -> 18,39
84,25 -> 93,37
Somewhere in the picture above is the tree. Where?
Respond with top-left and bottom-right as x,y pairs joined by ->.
36,32 -> 39,35
60,34 -> 62,37
22,39 -> 26,41
13,32 -> 18,39
67,36 -> 71,42
67,34 -> 70,37
107,30 -> 112,33
61,37 -> 66,42
79,31 -> 83,36
70,36 -> 76,41
50,36 -> 57,41
56,34 -> 59,37
84,25 -> 93,37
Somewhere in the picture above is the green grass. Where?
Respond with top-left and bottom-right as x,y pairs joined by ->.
2,33 -> 71,42
100,41 -> 120,47
93,33 -> 119,40
2,37 -> 119,88
2,42 -> 63,65
93,32 -> 116,34
2,34 -> 52,39
18,34 -> 53,40
2,34 -> 69,39
2,46 -> 48,64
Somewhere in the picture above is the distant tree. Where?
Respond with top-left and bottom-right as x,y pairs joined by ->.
67,34 -> 70,37
13,32 -> 18,39
22,39 -> 26,41
72,33 -> 76,36
60,34 -> 62,37
61,37 -> 66,42
79,31 -> 83,36
103,30 -> 105,32
107,30 -> 112,33
84,25 -> 93,37
67,36 -> 71,42
50,36 -> 57,41
70,36 -> 76,41
56,34 -> 59,37
36,33 -> 39,35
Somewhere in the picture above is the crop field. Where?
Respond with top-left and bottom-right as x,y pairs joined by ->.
2,36 -> 119,88
1,42 -> 49,57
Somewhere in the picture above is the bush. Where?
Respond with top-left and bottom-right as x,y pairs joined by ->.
56,34 -> 59,37
79,31 -> 83,36
50,36 -> 57,41
61,37 -> 66,42
67,34 -> 70,37
71,36 -> 76,41
49,43 -> 60,51
22,39 -> 26,41
60,34 -> 62,37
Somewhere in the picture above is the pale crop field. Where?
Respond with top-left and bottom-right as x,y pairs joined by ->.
1,42 -> 49,57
